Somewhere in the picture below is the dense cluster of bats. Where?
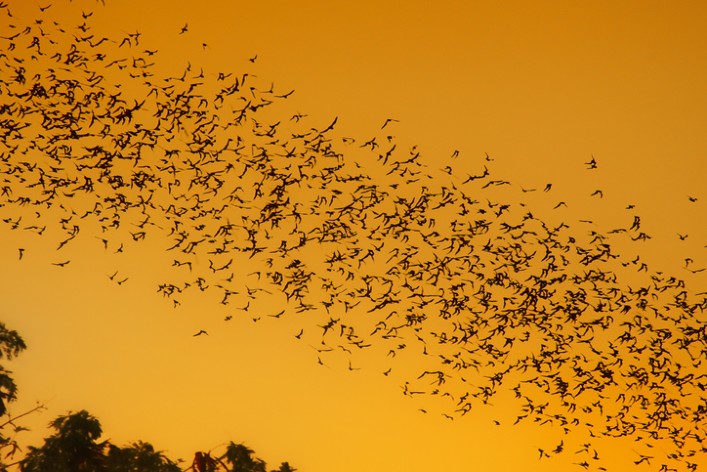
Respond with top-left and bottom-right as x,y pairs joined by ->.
1,2 -> 705,470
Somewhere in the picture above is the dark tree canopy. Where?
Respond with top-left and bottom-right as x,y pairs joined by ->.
19,410 -> 295,472
0,323 -> 26,363
20,410 -> 183,472
20,410 -> 108,472
0,321 -> 29,471
106,442 -> 181,472
191,442 -> 295,472
0,322 -> 25,418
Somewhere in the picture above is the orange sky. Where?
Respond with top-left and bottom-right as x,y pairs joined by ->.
1,1 -> 706,471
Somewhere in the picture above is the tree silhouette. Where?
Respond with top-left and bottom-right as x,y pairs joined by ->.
19,409 -> 295,472
221,442 -> 266,472
20,410 -> 108,472
185,442 -> 294,472
271,463 -> 296,472
105,441 -> 181,472
20,410 -> 183,472
0,322 -> 26,418
0,322 -> 35,470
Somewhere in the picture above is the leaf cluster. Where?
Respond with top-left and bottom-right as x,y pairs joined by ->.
20,410 -> 181,472
0,322 -> 28,469
19,410 -> 298,472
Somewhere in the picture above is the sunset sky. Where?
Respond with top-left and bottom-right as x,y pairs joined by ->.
1,1 -> 706,471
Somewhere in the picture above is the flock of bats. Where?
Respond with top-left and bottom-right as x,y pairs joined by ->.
1,1 -> 705,470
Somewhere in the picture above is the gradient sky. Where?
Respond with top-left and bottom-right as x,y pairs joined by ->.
1,1 -> 706,471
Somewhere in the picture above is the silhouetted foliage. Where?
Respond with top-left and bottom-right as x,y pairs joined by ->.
0,323 -> 25,417
20,410 -> 181,472
223,442 -> 266,472
20,410 -> 107,472
0,322 -> 32,471
17,409 -> 297,472
0,323 -> 26,362
185,442 -> 295,472
271,463 -> 296,472
105,441 -> 181,472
